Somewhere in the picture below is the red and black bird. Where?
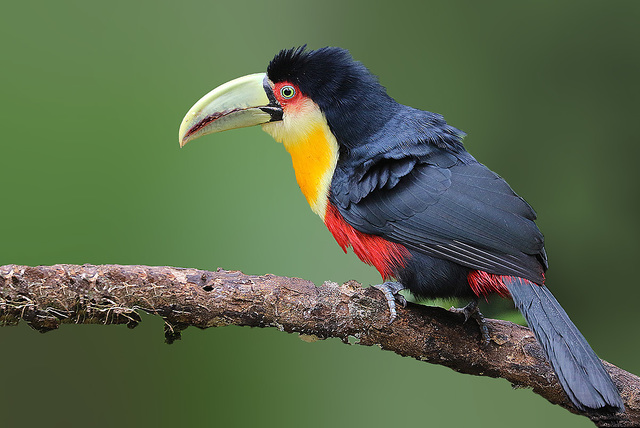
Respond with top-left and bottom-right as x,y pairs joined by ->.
179,46 -> 623,412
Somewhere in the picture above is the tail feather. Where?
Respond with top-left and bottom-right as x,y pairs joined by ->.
504,277 -> 624,411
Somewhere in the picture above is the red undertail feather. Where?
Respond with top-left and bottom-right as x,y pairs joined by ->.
467,270 -> 515,298
324,203 -> 409,279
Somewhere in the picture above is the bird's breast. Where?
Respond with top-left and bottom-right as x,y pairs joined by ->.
324,203 -> 410,279
262,101 -> 339,218
284,126 -> 338,217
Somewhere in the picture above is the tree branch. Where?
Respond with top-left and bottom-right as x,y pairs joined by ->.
1,264 -> 637,426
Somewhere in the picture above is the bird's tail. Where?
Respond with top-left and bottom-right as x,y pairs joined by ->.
504,276 -> 624,411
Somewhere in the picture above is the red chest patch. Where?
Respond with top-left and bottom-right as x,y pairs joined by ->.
324,203 -> 410,279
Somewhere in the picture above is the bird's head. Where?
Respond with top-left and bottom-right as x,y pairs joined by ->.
178,46 -> 394,150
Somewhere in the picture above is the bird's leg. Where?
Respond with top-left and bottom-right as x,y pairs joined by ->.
450,299 -> 491,344
372,281 -> 407,324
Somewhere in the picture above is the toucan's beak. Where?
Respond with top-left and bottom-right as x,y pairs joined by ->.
178,73 -> 283,147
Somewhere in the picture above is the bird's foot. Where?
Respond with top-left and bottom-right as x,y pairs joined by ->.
450,299 -> 491,345
372,281 -> 407,324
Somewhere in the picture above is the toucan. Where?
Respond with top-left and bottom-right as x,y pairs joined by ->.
178,46 -> 623,412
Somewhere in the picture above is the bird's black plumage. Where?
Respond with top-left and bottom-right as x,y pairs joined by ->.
267,46 -> 623,411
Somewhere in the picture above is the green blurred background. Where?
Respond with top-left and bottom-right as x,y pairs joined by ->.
2,1 -> 638,427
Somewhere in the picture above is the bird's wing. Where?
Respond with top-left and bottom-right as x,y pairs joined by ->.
330,149 -> 547,283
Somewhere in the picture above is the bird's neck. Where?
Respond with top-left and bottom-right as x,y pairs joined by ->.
262,102 -> 339,218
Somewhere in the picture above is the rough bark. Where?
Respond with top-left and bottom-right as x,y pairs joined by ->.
0,264 -> 637,426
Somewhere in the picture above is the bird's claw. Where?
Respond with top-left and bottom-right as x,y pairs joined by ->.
372,281 -> 406,324
450,300 -> 491,345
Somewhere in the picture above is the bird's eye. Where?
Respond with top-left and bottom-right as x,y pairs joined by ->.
280,85 -> 296,99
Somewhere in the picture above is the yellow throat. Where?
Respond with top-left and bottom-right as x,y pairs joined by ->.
261,99 -> 339,218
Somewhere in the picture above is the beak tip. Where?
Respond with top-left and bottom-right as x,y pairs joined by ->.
178,121 -> 192,148
179,135 -> 191,148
